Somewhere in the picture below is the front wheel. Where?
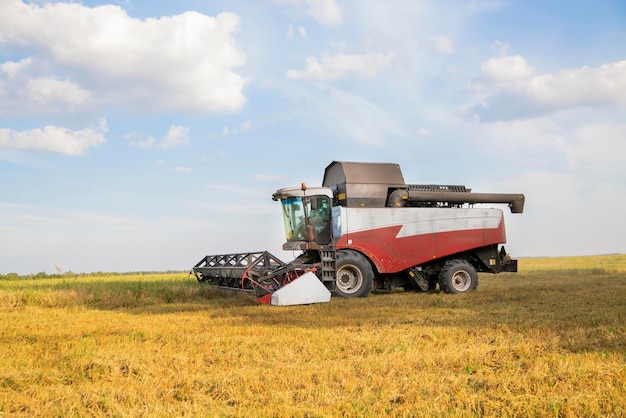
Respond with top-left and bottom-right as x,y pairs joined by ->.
438,260 -> 478,294
334,250 -> 374,298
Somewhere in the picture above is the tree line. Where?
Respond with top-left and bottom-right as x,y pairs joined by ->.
0,270 -> 187,280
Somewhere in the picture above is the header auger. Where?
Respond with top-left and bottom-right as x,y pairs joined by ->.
192,161 -> 525,305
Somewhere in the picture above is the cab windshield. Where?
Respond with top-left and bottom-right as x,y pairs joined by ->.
280,195 -> 331,244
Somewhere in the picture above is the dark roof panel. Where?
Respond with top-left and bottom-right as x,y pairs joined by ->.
322,161 -> 405,186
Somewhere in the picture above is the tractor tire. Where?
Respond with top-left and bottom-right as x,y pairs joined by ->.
438,260 -> 478,294
334,250 -> 374,298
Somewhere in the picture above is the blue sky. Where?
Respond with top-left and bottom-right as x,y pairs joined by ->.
1,0 -> 625,274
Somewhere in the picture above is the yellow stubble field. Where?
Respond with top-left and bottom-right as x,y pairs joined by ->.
1,254 -> 625,417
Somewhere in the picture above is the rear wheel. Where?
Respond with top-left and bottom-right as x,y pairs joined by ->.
334,250 -> 374,298
438,260 -> 478,294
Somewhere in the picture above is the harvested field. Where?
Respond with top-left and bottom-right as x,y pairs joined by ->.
1,255 -> 625,416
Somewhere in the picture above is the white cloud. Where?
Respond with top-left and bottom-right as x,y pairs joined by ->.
287,52 -> 395,81
124,125 -> 190,149
521,61 -> 626,107
1,57 -> 33,79
0,57 -> 91,116
27,77 -> 91,105
418,128 -> 432,137
275,0 -> 342,26
173,166 -> 192,173
468,109 -> 626,176
159,125 -> 190,149
427,36 -> 455,54
124,132 -> 155,149
0,118 -> 107,155
306,0 -> 342,26
222,120 -> 252,135
471,59 -> 626,121
287,24 -> 307,39
481,55 -> 534,82
0,1 -> 246,114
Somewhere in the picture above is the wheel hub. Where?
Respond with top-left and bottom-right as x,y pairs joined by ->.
338,271 -> 356,288
337,265 -> 362,293
451,271 -> 471,292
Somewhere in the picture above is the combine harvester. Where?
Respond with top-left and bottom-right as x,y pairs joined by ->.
192,161 -> 524,306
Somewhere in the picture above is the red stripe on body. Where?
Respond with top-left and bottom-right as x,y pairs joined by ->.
336,218 -> 506,273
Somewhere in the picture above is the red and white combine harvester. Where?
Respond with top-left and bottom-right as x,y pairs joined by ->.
192,161 -> 525,305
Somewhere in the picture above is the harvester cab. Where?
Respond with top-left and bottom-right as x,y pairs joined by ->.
272,185 -> 334,248
192,161 -> 525,306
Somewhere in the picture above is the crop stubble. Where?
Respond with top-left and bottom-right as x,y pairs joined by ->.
0,255 -> 625,416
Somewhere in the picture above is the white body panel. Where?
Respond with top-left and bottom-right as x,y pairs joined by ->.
333,206 -> 503,238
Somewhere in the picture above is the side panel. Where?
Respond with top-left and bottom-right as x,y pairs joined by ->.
333,207 -> 506,273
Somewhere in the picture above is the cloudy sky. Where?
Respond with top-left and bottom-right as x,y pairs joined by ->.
1,0 -> 625,274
